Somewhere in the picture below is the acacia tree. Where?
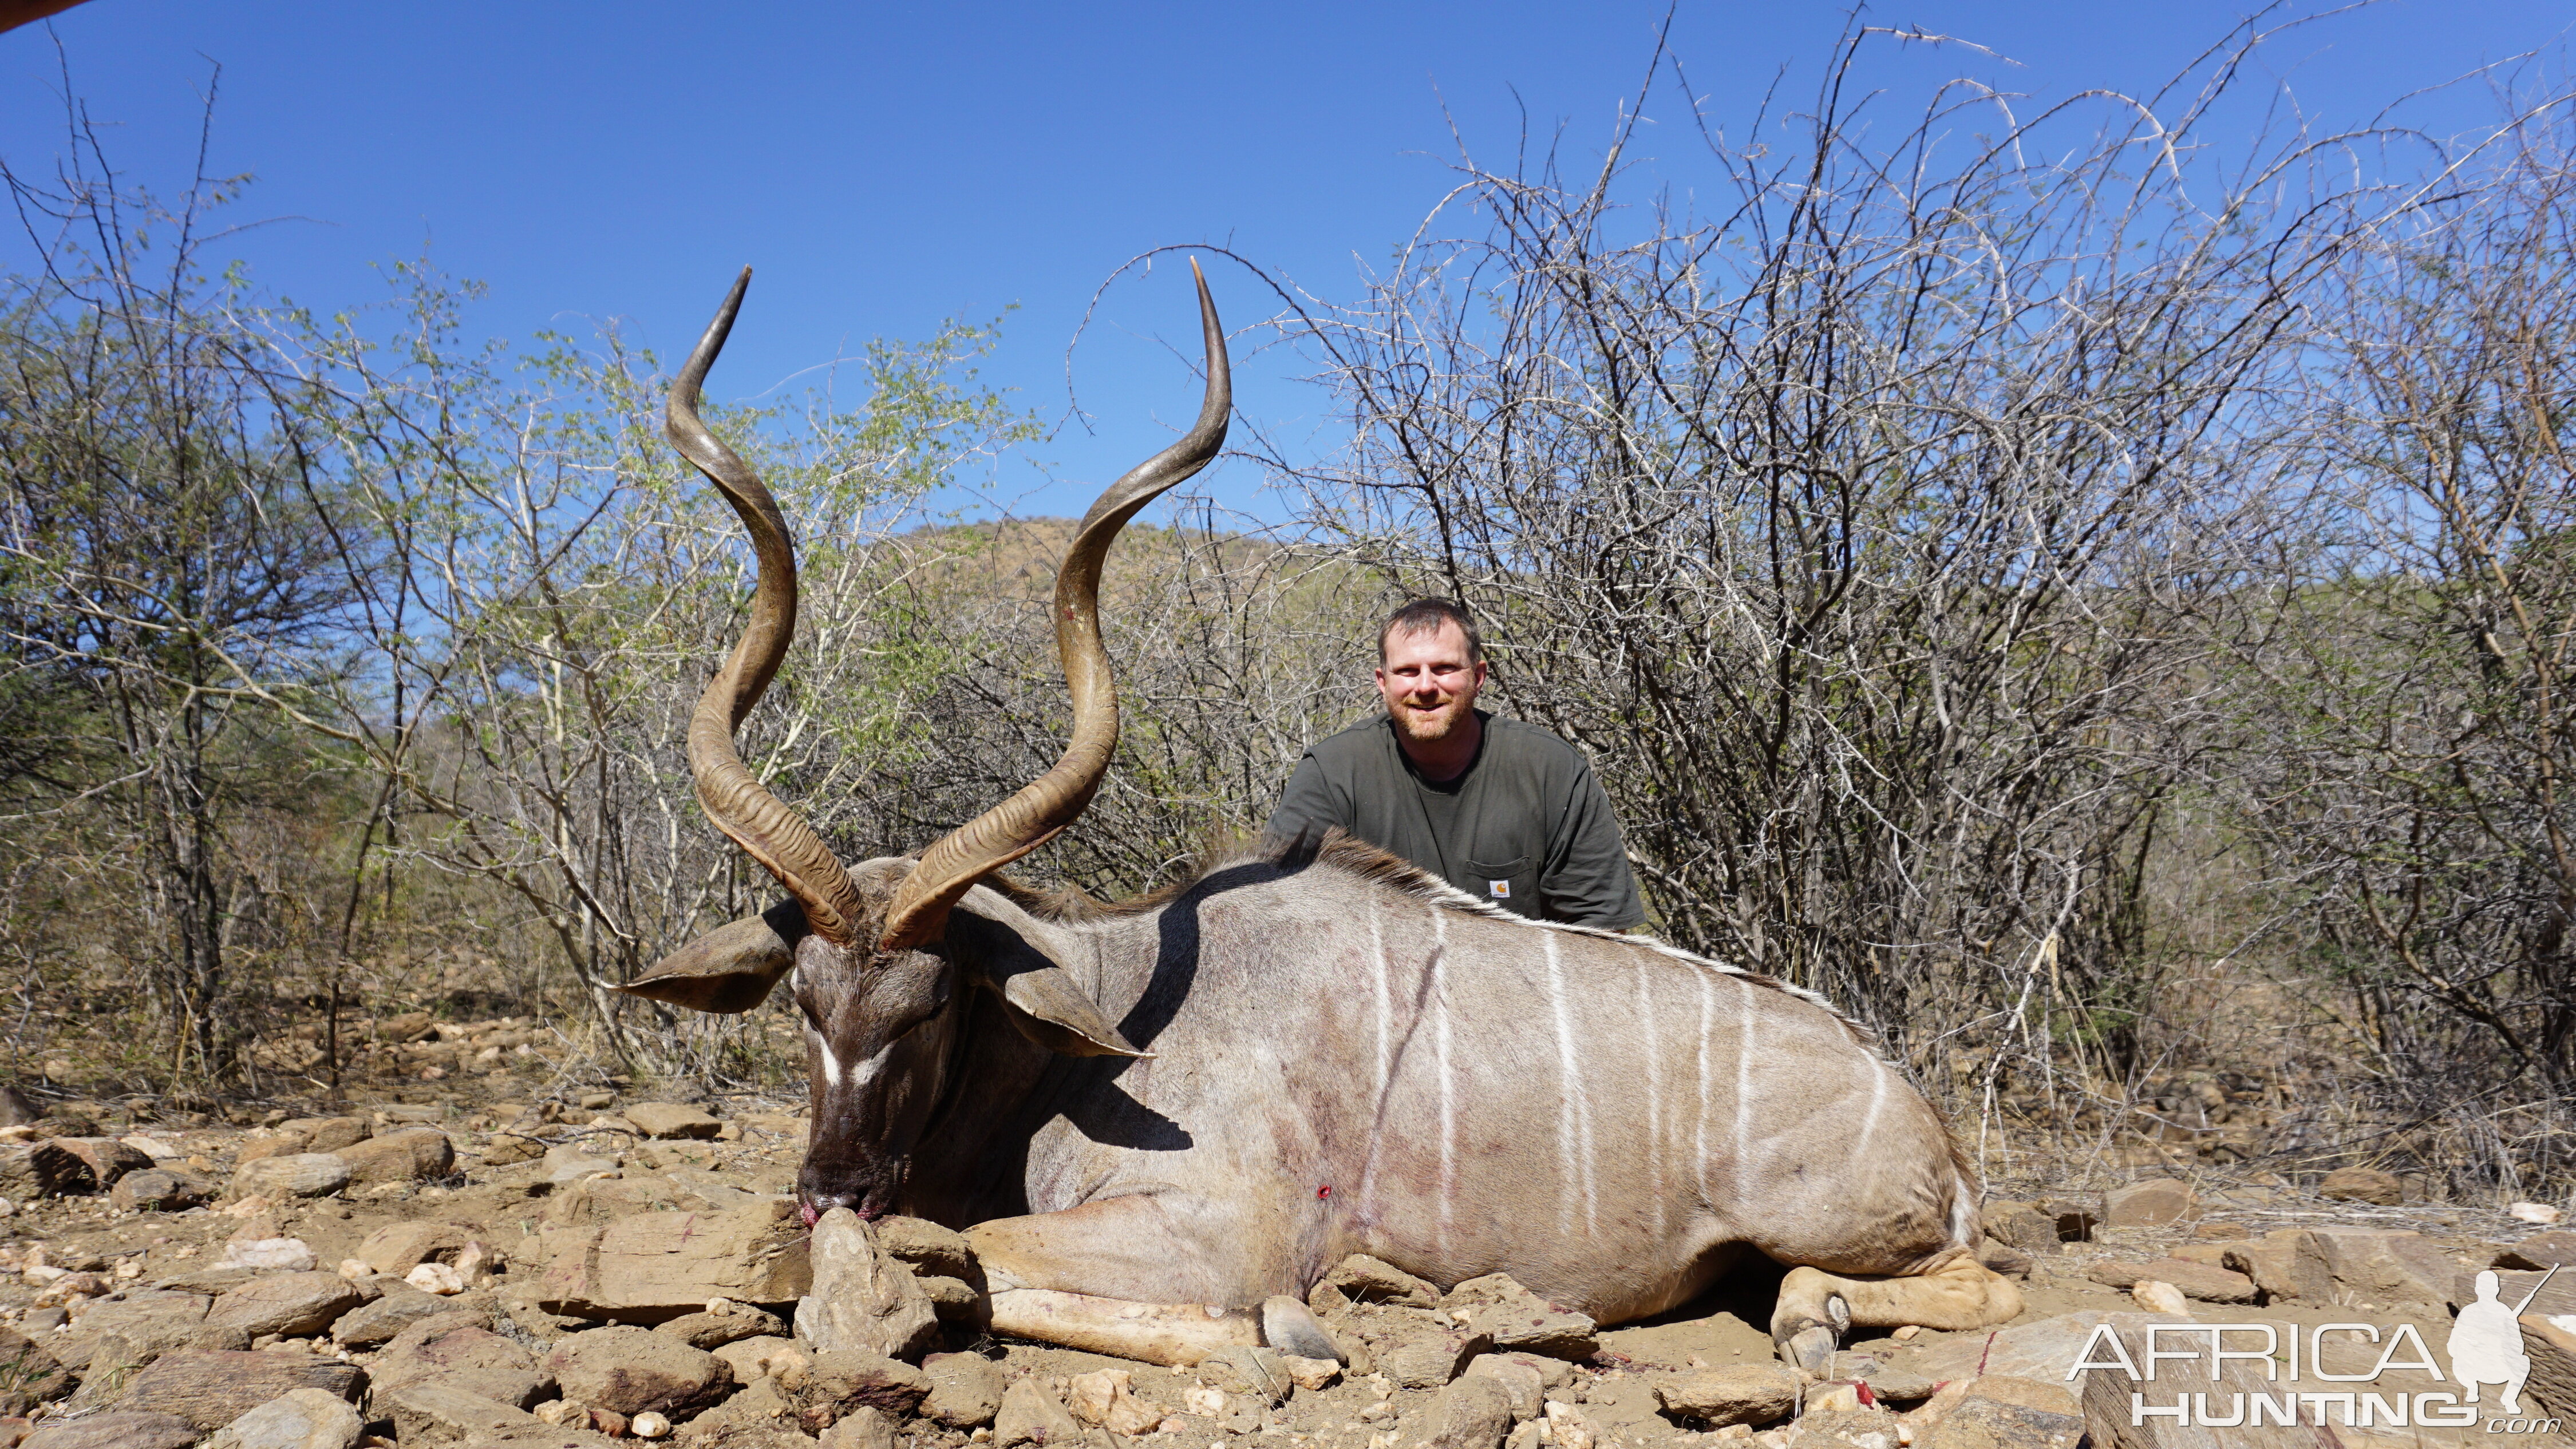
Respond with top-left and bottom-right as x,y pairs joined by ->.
0,110 -> 369,1079
2231,106 -> 2576,1175
1263,19 -> 2424,1113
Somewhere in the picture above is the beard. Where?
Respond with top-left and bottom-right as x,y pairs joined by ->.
1392,698 -> 1469,743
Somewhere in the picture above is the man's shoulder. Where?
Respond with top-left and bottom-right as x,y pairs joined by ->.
1306,714 -> 1396,766
1480,715 -> 1593,775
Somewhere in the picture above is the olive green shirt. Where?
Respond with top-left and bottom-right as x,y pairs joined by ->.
1266,711 -> 1645,929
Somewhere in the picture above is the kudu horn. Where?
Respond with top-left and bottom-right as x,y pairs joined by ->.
668,268 -> 868,945
879,259 -> 1232,950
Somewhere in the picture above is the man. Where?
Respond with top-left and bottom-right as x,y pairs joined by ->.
1267,598 -> 1645,929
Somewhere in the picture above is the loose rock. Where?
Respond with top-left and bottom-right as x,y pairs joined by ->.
381,1380 -> 543,1446
1064,1367 -> 1163,1435
821,1405 -> 898,1449
370,1324 -> 552,1409
1321,1253 -> 1440,1308
115,1349 -> 364,1431
2293,1225 -> 2456,1309
18,1411 -> 200,1449
202,1386 -> 364,1449
919,1352 -> 1005,1428
2100,1178 -> 2196,1228
543,1324 -> 730,1417
2497,1230 -> 2576,1270
542,1199 -> 808,1320
332,1126 -> 452,1186
230,1154 -> 350,1201
655,1303 -> 789,1349
2083,1257 -> 2258,1303
793,1208 -> 936,1360
207,1272 -> 369,1339
1404,1375 -> 1514,1449
622,1103 -> 722,1139
2130,1280 -> 2189,1314
353,1221 -> 471,1276
1380,1320 -> 1493,1389
797,1349 -> 930,1419
29,1138 -> 151,1196
1654,1364 -> 1799,1427
1444,1274 -> 1597,1359
2318,1166 -> 2403,1205
330,1284 -> 464,1347
1461,1355 -> 1543,1420
993,1378 -> 1080,1448
109,1168 -> 210,1213
874,1216 -> 975,1281
1918,1392 -> 2085,1449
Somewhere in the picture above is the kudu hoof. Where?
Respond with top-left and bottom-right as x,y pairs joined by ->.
1261,1294 -> 1346,1364
1779,1324 -> 1840,1376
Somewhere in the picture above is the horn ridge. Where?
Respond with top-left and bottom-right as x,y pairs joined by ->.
670,267 -> 867,945
879,259 -> 1231,949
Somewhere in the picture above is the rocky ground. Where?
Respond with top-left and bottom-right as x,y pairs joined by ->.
0,1021 -> 2571,1448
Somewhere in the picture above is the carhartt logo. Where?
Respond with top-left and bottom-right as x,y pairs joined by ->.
1488,880 -> 1510,898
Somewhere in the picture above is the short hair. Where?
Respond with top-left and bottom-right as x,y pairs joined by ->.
1378,597 -> 1483,664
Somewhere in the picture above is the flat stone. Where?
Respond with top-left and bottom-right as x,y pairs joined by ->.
1823,1351 -> 1935,1403
19,1411 -> 200,1449
2081,1256 -> 2259,1303
1404,1375 -> 1514,1449
203,1386 -> 365,1449
917,1353 -> 1005,1428
2498,1230 -> 2576,1270
2221,1231 -> 2308,1301
541,1199 -> 808,1320
332,1127 -> 452,1186
231,1154 -> 351,1200
542,1324 -> 729,1416
820,1405 -> 896,1449
1444,1274 -> 1596,1358
1653,1363 -> 1799,1427
915,1274 -> 979,1317
1910,1311 -> 2188,1383
277,1118 -> 370,1154
710,1335 -> 805,1384
1461,1355 -> 1543,1420
208,1272 -> 370,1338
1321,1253 -> 1439,1308
1063,1367 -> 1162,1435
619,1103 -> 721,1140
354,1221 -> 472,1276
1919,1393 -> 2084,1449
874,1216 -> 974,1280
540,1142 -> 621,1184
1380,1318 -> 1493,1388
797,1349 -> 929,1418
993,1377 -> 1078,1448
216,1239 -> 317,1273
64,1290 -> 217,1361
109,1169 -> 211,1213
116,1349 -> 364,1431
2100,1178 -> 2196,1228
0,1327 -> 72,1410
1200,1345 -> 1290,1404
371,1324 -> 552,1408
792,1209 -> 934,1358
329,1284 -> 459,1347
653,1304 -> 787,1348
1980,1201 -> 2061,1255
29,1138 -> 151,1196
382,1380 -> 542,1447
2295,1226 -> 2457,1309
2317,1166 -> 2403,1205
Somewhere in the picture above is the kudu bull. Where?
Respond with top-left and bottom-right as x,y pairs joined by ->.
619,263 -> 2022,1370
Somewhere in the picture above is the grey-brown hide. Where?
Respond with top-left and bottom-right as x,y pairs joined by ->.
631,832 -> 1990,1335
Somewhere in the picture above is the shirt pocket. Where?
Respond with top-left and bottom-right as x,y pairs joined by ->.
1463,855 -> 1534,909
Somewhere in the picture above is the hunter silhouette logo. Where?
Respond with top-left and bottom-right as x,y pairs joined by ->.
2451,1267 -> 2557,1414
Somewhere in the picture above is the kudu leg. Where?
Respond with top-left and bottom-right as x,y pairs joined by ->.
1769,1253 -> 2024,1373
967,1197 -> 1341,1368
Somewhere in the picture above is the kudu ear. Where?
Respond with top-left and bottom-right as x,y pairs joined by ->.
617,900 -> 808,1014
947,888 -> 1148,1059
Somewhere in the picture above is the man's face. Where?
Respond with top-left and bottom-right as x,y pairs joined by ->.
1376,620 -> 1487,745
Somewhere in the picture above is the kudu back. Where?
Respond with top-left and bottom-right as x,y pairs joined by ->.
619,264 -> 2021,1369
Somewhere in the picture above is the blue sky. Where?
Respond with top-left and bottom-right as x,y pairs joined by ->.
3,1 -> 2571,522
